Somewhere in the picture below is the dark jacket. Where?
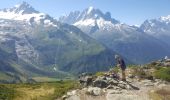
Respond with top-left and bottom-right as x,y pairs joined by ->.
117,58 -> 126,70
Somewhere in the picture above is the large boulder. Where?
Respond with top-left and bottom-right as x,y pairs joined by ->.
79,73 -> 93,86
93,79 -> 108,88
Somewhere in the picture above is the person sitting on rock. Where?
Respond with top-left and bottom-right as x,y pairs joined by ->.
115,55 -> 126,81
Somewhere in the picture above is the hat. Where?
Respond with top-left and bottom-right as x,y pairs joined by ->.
115,54 -> 120,59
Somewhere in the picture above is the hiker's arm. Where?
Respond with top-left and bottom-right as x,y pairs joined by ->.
116,60 -> 121,67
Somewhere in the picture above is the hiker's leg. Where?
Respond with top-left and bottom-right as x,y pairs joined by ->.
122,70 -> 126,81
118,68 -> 121,79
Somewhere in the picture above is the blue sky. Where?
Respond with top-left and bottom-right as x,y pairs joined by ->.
0,0 -> 170,25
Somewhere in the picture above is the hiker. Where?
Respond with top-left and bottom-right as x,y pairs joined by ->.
115,55 -> 126,81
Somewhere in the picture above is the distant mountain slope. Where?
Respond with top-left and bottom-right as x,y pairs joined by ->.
140,15 -> 170,45
0,2 -> 118,82
59,7 -> 170,64
0,42 -> 30,83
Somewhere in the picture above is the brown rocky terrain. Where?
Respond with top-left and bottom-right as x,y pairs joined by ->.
59,58 -> 170,100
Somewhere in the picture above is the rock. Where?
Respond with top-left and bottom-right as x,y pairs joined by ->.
67,90 -> 78,96
107,84 -> 114,89
65,95 -> 80,100
96,76 -> 107,80
106,77 -> 112,81
85,76 -> 93,86
144,83 -> 154,86
79,74 -> 93,86
118,83 -> 126,89
141,79 -> 152,83
107,85 -> 122,90
93,79 -> 108,88
93,88 -> 103,96
108,79 -> 119,86
62,95 -> 69,100
154,79 -> 163,86
164,62 -> 170,67
126,84 -> 133,90
82,88 -> 88,91
141,79 -> 154,86
147,75 -> 154,80
157,83 -> 166,89
119,81 -> 127,85
166,59 -> 170,62
108,90 -> 123,94
103,88 -> 107,93
87,87 -> 103,96
128,74 -> 135,78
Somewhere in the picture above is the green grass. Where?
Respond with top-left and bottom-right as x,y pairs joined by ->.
0,80 -> 79,100
32,77 -> 60,82
127,65 -> 154,80
127,65 -> 139,68
0,85 -> 17,100
154,67 -> 170,82
95,72 -> 105,76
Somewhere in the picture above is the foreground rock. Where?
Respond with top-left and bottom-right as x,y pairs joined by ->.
150,58 -> 170,67
62,61 -> 170,100
62,78 -> 170,100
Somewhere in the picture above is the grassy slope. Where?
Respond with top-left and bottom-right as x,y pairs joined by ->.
0,80 -> 78,100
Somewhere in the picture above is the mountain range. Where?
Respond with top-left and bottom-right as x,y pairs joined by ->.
59,6 -> 170,64
0,2 -> 170,83
140,15 -> 170,45
0,2 -> 116,83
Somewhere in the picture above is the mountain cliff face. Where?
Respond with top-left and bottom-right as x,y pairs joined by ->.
0,2 -> 118,82
140,15 -> 170,45
59,7 -> 170,64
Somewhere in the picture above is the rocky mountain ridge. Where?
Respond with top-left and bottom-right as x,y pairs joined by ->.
59,7 -> 170,64
0,2 -> 118,83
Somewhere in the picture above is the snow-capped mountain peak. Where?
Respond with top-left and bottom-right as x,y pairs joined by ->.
160,15 -> 170,22
1,1 -> 39,14
0,2 -> 57,27
140,14 -> 170,45
59,7 -> 120,33
81,7 -> 118,22
140,14 -> 170,35
59,7 -> 119,24
87,6 -> 94,14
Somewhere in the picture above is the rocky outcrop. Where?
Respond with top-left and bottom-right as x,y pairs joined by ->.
79,72 -> 139,90
62,78 -> 170,100
61,69 -> 170,100
150,58 -> 170,67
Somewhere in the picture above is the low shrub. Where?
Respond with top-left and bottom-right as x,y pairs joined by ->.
154,67 -> 170,82
95,72 -> 105,76
0,85 -> 16,100
131,67 -> 153,80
